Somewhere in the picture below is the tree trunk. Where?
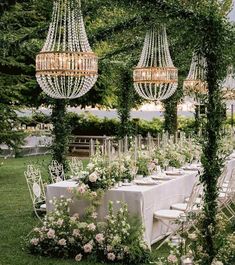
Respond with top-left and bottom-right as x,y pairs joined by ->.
51,99 -> 70,171
163,97 -> 178,135
117,67 -> 134,138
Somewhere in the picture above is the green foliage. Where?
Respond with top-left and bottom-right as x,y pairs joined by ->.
70,113 -> 160,136
19,112 -> 51,126
136,156 -> 149,176
68,112 -> 119,136
51,100 -> 71,171
0,80 -> 26,151
163,96 -> 179,135
116,66 -> 135,138
27,198 -> 151,264
67,112 -> 235,137
198,9 -> 230,265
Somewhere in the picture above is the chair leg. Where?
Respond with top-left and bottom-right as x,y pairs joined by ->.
221,199 -> 235,217
218,199 -> 235,221
34,207 -> 43,222
155,219 -> 179,250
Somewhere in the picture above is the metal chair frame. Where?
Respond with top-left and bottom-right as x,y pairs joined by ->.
69,157 -> 83,178
154,178 -> 202,249
24,165 -> 46,221
218,167 -> 235,220
48,160 -> 65,183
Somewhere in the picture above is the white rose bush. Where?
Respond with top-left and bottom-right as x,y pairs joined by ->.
27,198 -> 151,264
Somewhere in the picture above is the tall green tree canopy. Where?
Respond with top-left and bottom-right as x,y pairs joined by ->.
2,0 -> 234,109
0,0 -> 235,142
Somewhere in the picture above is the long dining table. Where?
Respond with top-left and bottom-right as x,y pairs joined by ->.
46,170 -> 198,246
46,156 -> 235,247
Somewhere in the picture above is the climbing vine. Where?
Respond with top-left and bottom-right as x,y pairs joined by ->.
117,65 -> 135,138
51,99 -> 71,171
199,8 -> 229,264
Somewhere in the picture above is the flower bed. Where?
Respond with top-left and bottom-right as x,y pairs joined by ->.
27,197 -> 151,264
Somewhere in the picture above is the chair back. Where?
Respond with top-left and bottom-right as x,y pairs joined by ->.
48,160 -> 65,183
24,165 -> 45,207
185,180 -> 203,213
217,166 -> 228,190
226,167 -> 235,197
69,157 -> 83,177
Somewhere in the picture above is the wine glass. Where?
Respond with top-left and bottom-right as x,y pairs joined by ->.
163,159 -> 169,171
131,166 -> 138,180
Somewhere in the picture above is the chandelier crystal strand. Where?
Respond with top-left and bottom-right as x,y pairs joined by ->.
183,52 -> 207,102
133,25 -> 178,101
36,0 -> 98,99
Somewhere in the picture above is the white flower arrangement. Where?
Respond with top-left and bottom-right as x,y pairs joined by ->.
154,138 -> 201,168
28,198 -> 151,264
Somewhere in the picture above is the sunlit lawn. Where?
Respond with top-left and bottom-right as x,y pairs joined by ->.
0,155 -> 168,265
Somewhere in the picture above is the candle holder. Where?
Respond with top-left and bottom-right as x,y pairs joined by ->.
181,256 -> 193,265
118,181 -> 122,187
171,235 -> 183,247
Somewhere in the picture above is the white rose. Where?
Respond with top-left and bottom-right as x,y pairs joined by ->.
87,163 -> 94,170
88,172 -> 98,182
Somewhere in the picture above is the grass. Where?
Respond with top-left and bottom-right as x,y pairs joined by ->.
0,155 -> 168,265
0,155 -> 102,265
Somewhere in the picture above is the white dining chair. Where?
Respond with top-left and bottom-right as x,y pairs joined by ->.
171,181 -> 203,212
24,165 -> 46,221
218,167 -> 235,220
153,180 -> 202,249
68,157 -> 83,178
48,160 -> 65,183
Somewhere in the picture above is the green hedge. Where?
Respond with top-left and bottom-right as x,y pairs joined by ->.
66,113 -> 196,136
20,111 -> 234,137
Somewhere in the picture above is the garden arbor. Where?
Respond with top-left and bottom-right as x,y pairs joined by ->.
39,1 -> 231,262
1,0 -> 232,262
123,1 -> 230,263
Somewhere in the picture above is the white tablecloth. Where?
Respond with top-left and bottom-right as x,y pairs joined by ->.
226,156 -> 235,180
46,171 -> 198,246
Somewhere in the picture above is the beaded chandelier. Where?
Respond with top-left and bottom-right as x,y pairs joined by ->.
36,0 -> 98,99
183,53 -> 207,101
133,26 -> 178,101
221,66 -> 235,100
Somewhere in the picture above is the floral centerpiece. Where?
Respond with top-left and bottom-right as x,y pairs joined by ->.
154,138 -> 201,169
79,147 -> 137,190
82,151 -> 115,190
136,151 -> 151,176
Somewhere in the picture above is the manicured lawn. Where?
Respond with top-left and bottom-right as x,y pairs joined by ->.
0,155 -> 102,265
0,155 -> 168,265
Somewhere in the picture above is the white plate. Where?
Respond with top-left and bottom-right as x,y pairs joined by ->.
122,182 -> 133,186
134,180 -> 158,185
182,167 -> 199,171
165,171 -> 184,176
151,175 -> 173,181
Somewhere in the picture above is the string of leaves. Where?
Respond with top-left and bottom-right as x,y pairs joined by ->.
51,100 -> 71,172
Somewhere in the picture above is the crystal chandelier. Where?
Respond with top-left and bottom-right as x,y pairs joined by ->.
183,52 -> 207,102
221,65 -> 235,100
133,26 -> 178,101
36,0 -> 98,99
